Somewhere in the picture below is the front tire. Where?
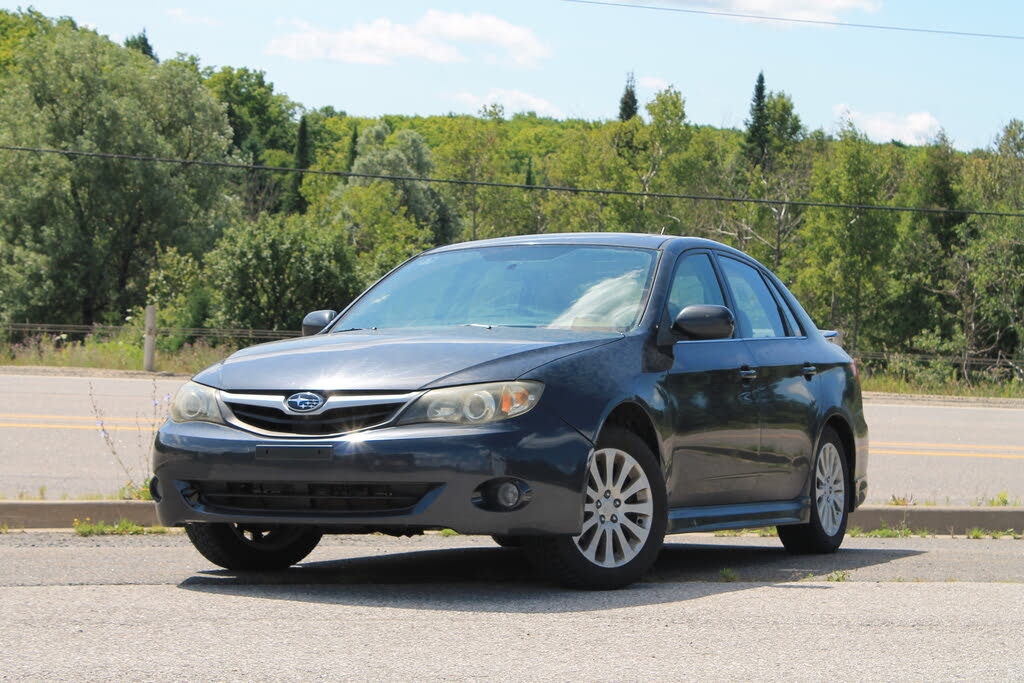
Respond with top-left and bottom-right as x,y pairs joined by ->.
525,427 -> 667,590
491,535 -> 523,548
185,522 -> 322,570
779,427 -> 849,554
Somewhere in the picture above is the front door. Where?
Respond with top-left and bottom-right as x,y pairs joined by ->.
663,252 -> 762,507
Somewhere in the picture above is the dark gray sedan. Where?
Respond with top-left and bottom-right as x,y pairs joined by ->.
153,233 -> 868,589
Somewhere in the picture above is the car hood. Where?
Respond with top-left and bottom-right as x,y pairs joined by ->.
192,327 -> 623,392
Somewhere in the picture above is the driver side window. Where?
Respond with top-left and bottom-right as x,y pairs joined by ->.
667,253 -> 726,318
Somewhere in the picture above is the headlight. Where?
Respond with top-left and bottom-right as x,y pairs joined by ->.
397,381 -> 544,426
170,382 -> 225,424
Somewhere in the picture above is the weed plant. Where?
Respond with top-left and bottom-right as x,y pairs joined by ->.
1,331 -> 239,375
72,517 -> 167,536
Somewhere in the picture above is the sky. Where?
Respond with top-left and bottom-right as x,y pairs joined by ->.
6,0 -> 1023,150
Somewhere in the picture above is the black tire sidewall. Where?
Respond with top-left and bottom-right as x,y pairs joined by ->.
529,426 -> 667,589
185,522 -> 322,570
789,426 -> 849,553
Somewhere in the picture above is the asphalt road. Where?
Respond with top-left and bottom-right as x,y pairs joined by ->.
0,532 -> 1021,681
1,371 -> 1023,504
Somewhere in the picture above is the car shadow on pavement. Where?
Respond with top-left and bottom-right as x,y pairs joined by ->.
177,539 -> 923,613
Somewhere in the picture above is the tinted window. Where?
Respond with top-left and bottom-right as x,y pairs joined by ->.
718,257 -> 786,338
766,277 -> 803,336
666,253 -> 725,317
337,245 -> 658,332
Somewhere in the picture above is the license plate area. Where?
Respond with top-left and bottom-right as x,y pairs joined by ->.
255,445 -> 332,461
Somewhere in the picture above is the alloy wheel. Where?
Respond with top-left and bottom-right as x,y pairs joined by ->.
815,442 -> 846,536
574,447 -> 655,568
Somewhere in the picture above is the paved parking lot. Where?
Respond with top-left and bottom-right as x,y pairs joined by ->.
1,531 -> 1021,681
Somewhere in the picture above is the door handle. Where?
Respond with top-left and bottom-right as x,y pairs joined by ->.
802,363 -> 817,379
739,366 -> 757,381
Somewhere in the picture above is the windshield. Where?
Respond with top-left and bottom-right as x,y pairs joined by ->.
335,244 -> 658,332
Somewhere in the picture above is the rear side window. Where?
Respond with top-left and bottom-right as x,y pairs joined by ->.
718,257 -> 786,339
666,253 -> 726,317
766,277 -> 803,336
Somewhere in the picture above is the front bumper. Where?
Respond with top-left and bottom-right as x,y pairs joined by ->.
152,408 -> 593,535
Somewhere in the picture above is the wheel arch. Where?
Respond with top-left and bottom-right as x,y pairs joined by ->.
599,401 -> 662,466
822,413 -> 857,512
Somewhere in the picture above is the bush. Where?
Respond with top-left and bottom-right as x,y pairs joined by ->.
206,214 -> 360,330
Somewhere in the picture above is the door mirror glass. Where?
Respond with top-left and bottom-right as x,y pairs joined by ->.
301,310 -> 337,336
673,305 -> 735,340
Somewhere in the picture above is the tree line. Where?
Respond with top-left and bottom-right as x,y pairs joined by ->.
0,10 -> 1022,375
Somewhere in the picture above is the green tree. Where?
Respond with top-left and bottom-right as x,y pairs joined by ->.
718,88 -> 806,271
0,25 -> 231,324
348,124 -> 447,242
123,29 -> 156,60
608,87 -> 690,232
344,124 -> 360,174
206,214 -> 358,330
796,123 -> 896,352
743,72 -> 770,168
146,246 -> 211,341
944,122 -> 1024,368
204,66 -> 298,215
282,114 -> 311,214
619,72 -> 638,122
338,185 -> 430,287
435,115 -> 503,240
0,9 -> 65,74
766,92 -> 803,158
886,131 -> 965,348
307,122 -> 443,283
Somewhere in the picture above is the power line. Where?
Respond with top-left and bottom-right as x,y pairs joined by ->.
562,0 -> 1024,41
1,144 -> 1021,220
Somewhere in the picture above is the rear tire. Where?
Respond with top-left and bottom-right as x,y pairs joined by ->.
185,522 -> 322,570
525,427 -> 666,590
779,427 -> 849,554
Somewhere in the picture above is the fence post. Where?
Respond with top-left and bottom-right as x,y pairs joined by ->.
143,304 -> 156,372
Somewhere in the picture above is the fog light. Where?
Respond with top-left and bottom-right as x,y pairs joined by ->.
495,481 -> 522,509
471,478 -> 532,512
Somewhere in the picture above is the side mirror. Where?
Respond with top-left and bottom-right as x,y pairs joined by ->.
673,305 -> 735,340
301,309 -> 337,336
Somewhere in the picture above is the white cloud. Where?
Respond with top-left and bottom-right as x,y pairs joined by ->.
417,10 -> 551,67
638,76 -> 670,90
268,19 -> 460,64
451,89 -> 564,118
267,11 -> 551,67
833,104 -> 940,145
644,1 -> 881,22
166,8 -> 222,28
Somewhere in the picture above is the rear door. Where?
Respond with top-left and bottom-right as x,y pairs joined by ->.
664,251 -> 762,507
715,255 -> 816,501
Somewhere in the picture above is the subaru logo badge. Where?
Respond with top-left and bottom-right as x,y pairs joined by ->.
285,392 -> 324,413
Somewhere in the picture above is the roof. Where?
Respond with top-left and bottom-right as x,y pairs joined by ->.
429,232 -> 730,253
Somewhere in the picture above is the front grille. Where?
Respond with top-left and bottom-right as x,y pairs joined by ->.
225,401 -> 405,436
186,481 -> 436,516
